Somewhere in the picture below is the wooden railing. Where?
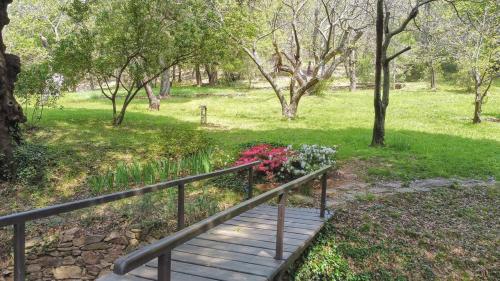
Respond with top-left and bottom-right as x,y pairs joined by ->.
113,165 -> 333,281
0,161 -> 260,281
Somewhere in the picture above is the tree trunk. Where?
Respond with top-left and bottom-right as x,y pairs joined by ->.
172,65 -> 176,83
89,76 -> 96,90
177,65 -> 182,83
195,64 -> 202,87
205,64 -> 218,86
111,97 -> 119,125
0,1 -> 26,179
348,48 -> 358,92
282,102 -> 298,119
473,97 -> 482,124
159,68 -> 171,98
144,81 -> 160,111
371,0 -> 385,147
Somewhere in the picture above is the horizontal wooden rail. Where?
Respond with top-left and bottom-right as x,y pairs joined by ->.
0,161 -> 260,281
0,161 -> 259,227
113,165 -> 333,276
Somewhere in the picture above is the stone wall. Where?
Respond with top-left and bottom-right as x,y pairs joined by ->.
1,227 -> 152,281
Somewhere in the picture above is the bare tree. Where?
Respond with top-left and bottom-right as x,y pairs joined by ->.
445,0 -> 499,124
226,0 -> 367,119
371,0 -> 435,146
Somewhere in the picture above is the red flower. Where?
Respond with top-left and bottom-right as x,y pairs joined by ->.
234,144 -> 290,180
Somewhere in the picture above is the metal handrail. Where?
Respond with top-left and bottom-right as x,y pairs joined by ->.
113,165 -> 332,280
0,161 -> 260,281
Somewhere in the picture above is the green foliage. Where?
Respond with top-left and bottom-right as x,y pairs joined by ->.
4,0 -> 70,66
160,128 -> 212,159
15,63 -> 63,124
309,79 -> 333,97
53,0 -> 209,123
12,143 -> 50,186
357,53 -> 374,83
209,173 -> 247,193
281,145 -> 337,178
292,224 -> 354,281
88,149 -> 213,195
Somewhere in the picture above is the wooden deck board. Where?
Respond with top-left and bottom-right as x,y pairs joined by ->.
99,205 -> 330,281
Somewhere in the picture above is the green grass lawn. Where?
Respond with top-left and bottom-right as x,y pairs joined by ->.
31,82 -> 499,191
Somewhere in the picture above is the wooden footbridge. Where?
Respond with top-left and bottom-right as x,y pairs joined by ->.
0,161 -> 332,281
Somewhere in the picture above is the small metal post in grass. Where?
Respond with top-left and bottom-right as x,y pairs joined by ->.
200,105 -> 207,125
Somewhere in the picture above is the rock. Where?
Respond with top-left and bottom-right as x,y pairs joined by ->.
124,231 -> 136,239
25,238 -> 43,249
98,270 -> 112,278
64,227 -> 80,236
52,266 -> 82,279
84,235 -> 105,245
105,231 -> 128,245
81,251 -> 102,265
28,271 -> 42,279
81,242 -> 110,251
62,256 -> 75,265
58,242 -> 73,248
104,231 -> 121,242
35,256 -> 59,267
73,237 -> 86,247
129,239 -> 139,247
87,265 -> 101,276
26,264 -> 41,273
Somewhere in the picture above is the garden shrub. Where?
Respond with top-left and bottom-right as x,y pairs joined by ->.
281,144 -> 336,178
160,128 -> 212,159
234,143 -> 337,182
13,143 -> 50,185
234,144 -> 290,181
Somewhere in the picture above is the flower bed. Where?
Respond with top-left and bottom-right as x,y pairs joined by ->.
234,143 -> 336,182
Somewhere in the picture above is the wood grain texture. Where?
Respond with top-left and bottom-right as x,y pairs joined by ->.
99,205 -> 330,281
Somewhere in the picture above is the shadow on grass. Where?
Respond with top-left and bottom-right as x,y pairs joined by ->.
207,127 -> 499,180
23,106 -> 499,207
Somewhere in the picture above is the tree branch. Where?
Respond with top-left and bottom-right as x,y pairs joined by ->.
386,46 -> 411,62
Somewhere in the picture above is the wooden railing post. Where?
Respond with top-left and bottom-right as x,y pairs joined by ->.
177,183 -> 185,231
275,192 -> 286,260
247,168 -> 254,200
320,173 -> 327,218
157,251 -> 171,281
14,223 -> 26,281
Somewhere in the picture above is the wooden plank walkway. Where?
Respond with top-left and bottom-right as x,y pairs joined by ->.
99,205 -> 331,281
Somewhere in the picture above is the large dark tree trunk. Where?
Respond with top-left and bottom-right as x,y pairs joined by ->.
371,0 -> 385,146
144,81 -> 160,111
159,68 -> 171,98
195,64 -> 202,87
0,0 -> 26,179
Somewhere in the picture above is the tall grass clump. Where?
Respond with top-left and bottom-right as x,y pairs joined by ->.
87,149 -> 213,195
